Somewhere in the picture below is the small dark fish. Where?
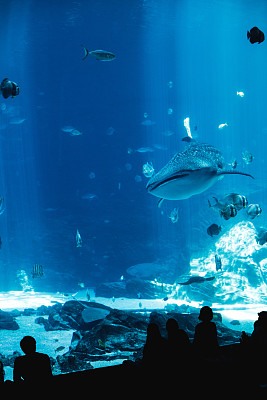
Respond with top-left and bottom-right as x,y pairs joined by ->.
215,254 -> 222,271
207,224 -> 221,237
163,296 -> 168,301
55,346 -> 65,353
181,136 -> 196,143
32,264 -> 44,279
246,204 -> 262,219
247,27 -> 265,44
220,204 -> 237,220
256,229 -> 267,246
177,276 -> 215,285
82,47 -> 116,61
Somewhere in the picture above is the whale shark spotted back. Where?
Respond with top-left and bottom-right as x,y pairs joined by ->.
146,142 -> 254,201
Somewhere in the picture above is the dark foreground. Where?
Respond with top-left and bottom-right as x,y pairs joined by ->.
2,344 -> 267,398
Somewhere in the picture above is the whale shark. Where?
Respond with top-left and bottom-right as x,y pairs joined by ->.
146,142 -> 254,203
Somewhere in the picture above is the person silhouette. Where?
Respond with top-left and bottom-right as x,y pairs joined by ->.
142,323 -> 167,367
193,306 -> 219,359
166,318 -> 191,357
0,361 -> 4,384
166,318 -> 191,372
13,336 -> 52,384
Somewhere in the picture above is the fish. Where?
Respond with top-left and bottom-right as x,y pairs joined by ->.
256,229 -> 267,246
237,91 -> 244,97
82,47 -> 116,61
246,204 -> 262,219
218,123 -> 228,129
81,307 -> 110,323
242,150 -> 254,165
207,224 -> 221,237
141,119 -> 155,126
9,118 -> 26,125
143,162 -> 154,178
146,142 -> 254,202
182,137 -> 196,143
0,197 -> 5,215
177,276 -> 215,285
55,346 -> 65,353
215,254 -> 222,271
229,159 -> 237,169
220,204 -> 237,220
223,193 -> 248,211
32,264 -> 44,279
169,208 -> 179,223
69,129 -> 82,136
208,193 -> 247,212
136,147 -> 154,153
61,126 -> 75,133
81,193 -> 97,200
247,27 -> 265,44
76,229 -> 82,247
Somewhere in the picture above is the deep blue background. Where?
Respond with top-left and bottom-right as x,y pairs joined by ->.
0,0 -> 266,293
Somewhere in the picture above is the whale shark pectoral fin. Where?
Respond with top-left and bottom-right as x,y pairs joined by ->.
157,198 -> 164,208
217,170 -> 255,179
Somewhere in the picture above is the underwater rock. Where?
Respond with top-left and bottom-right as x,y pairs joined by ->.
35,300 -> 112,331
230,320 -> 240,326
22,308 -> 36,316
36,305 -> 51,316
0,310 -> 19,330
56,354 -> 93,374
69,309 -> 148,357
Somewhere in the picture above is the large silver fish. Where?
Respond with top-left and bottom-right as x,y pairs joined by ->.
146,142 -> 254,202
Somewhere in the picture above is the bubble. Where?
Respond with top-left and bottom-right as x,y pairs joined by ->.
134,175 -> 142,183
106,126 -> 115,136
125,163 -> 132,171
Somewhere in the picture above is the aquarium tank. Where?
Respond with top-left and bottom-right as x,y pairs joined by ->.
0,0 -> 267,378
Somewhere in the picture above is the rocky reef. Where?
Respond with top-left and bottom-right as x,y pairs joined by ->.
96,221 -> 267,305
35,300 -> 241,373
177,221 -> 267,304
0,310 -> 19,330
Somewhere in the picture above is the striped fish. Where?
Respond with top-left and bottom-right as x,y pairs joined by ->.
32,264 -> 44,279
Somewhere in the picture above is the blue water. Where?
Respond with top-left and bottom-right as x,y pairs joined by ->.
0,0 -> 266,299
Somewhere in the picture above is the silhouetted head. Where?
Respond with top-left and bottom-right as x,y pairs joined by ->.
166,318 -> 179,333
20,336 -> 36,355
258,311 -> 267,329
198,306 -> 213,322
